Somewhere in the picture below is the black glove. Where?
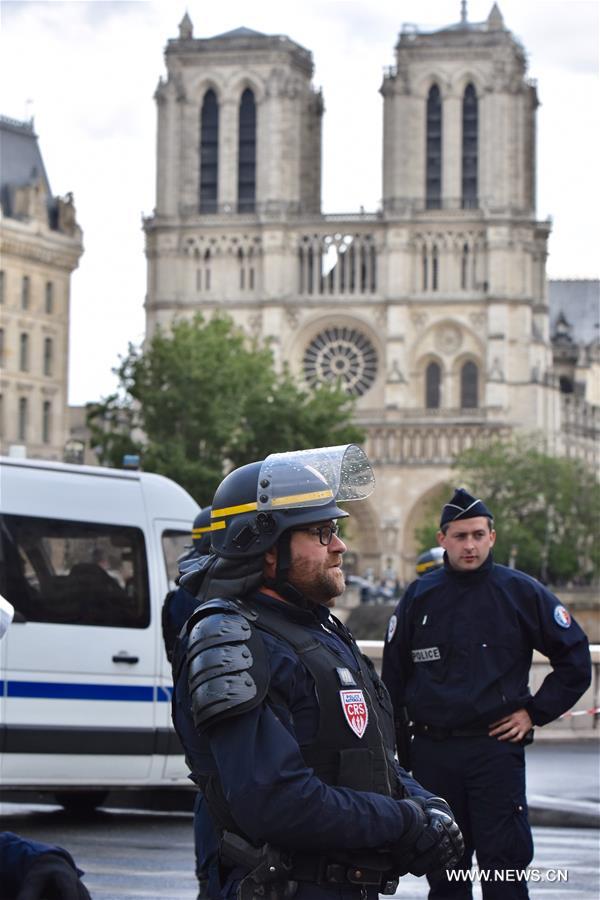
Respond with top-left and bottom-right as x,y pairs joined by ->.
16,853 -> 92,900
393,797 -> 464,878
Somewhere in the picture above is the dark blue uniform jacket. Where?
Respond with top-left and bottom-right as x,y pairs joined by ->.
382,554 -> 591,729
0,832 -> 83,899
173,591 -> 432,857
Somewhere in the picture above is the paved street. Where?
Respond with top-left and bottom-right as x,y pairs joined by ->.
2,740 -> 598,899
1,801 -> 598,899
526,740 -> 599,803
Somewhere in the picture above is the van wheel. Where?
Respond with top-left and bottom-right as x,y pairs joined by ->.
55,790 -> 108,813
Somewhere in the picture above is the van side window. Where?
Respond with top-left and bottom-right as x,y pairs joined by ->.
161,529 -> 193,589
0,514 -> 150,628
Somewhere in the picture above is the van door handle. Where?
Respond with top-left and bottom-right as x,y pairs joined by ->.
112,653 -> 139,664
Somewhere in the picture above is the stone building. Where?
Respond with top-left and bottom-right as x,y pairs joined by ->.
143,6 -> 598,579
0,115 -> 83,461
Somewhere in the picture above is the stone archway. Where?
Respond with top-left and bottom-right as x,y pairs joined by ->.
339,497 -> 381,577
401,481 -> 449,580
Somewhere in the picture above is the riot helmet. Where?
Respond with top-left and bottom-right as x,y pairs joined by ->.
210,445 -> 374,560
191,506 -> 213,556
415,546 -> 444,577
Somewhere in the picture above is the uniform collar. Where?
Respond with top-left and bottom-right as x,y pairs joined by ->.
444,550 -> 494,581
252,589 -> 328,627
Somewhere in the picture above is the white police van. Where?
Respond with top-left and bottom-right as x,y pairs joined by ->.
0,456 -> 199,809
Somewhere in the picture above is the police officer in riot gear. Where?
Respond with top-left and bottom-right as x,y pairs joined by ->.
162,507 -> 214,662
382,488 -> 592,899
172,445 -> 464,900
161,508 -> 220,899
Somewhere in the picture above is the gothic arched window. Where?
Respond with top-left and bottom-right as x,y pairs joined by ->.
425,361 -> 441,408
432,244 -> 439,291
460,361 -> 479,408
426,85 -> 442,209
199,89 -> 219,213
462,83 -> 478,209
461,243 -> 469,290
238,88 -> 256,212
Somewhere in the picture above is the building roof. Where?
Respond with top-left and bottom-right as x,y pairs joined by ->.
212,26 -> 268,40
548,280 -> 600,346
166,18 -> 313,75
0,114 -> 52,217
401,2 -> 505,37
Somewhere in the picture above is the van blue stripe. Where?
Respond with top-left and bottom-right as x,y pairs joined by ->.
4,681 -> 173,702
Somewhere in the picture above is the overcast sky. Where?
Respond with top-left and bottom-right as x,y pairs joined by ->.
1,0 -> 598,405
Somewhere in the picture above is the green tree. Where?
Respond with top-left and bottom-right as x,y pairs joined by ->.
87,314 -> 363,503
452,435 -> 600,584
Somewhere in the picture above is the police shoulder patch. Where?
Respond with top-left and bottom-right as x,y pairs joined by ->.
553,605 -> 571,628
387,614 -> 398,642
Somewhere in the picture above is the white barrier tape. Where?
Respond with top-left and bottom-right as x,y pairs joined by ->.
558,706 -> 600,718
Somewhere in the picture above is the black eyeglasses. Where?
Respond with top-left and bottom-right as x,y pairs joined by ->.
293,522 -> 340,546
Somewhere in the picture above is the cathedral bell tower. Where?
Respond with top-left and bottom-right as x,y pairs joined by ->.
145,15 -> 323,335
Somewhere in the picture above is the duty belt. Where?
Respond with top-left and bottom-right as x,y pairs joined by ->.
413,722 -> 490,740
220,830 -> 398,897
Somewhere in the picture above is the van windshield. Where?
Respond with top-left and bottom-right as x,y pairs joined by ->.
0,514 -> 150,628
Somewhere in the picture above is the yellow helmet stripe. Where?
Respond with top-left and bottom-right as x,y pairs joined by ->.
211,488 -> 334,521
211,501 -> 258,519
192,524 -> 219,536
272,488 -> 334,507
209,520 -> 227,531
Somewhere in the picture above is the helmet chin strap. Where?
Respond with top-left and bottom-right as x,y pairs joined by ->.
263,530 -> 307,608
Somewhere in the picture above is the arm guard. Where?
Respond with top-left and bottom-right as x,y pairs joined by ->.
186,598 -> 269,731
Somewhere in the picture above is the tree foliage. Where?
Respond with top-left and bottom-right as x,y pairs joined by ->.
413,486 -> 451,555
87,314 -> 363,504
453,436 -> 599,584
411,436 -> 599,585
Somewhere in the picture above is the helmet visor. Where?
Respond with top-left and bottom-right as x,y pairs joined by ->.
257,444 -> 374,512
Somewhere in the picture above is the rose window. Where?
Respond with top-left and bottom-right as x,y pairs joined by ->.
303,327 -> 378,396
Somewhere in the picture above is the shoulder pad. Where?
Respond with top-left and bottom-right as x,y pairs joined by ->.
186,597 -> 257,634
186,602 -> 268,731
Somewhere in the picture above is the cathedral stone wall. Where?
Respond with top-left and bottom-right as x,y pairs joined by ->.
145,9 -> 597,580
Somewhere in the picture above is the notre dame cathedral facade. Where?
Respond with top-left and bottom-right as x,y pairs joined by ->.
143,5 -> 598,579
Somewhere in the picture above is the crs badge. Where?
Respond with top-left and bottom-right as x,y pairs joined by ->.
553,605 -> 572,628
340,689 -> 369,739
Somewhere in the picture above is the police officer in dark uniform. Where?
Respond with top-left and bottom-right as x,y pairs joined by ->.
171,446 -> 464,899
382,488 -> 592,899
161,508 -> 221,900
162,507 -> 215,663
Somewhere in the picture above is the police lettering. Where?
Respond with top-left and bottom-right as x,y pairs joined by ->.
412,646 -> 441,662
